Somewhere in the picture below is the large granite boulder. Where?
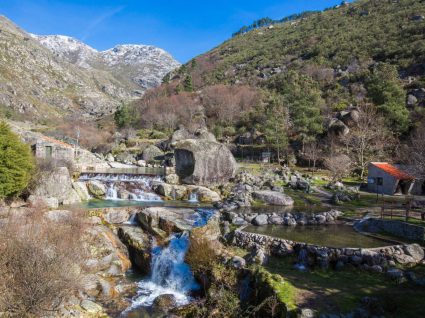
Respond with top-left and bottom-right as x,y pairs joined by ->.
174,139 -> 237,186
73,181 -> 91,201
32,167 -> 81,205
170,126 -> 192,147
152,182 -> 188,200
252,190 -> 294,206
87,180 -> 107,199
118,225 -> 151,274
187,185 -> 221,203
137,207 -> 195,236
141,145 -> 164,162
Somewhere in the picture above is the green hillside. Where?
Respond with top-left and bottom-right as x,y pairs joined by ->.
126,0 -> 425,173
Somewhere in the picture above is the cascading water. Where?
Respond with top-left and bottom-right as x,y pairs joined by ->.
130,233 -> 199,308
294,248 -> 308,271
127,209 -> 216,312
106,183 -> 118,200
188,191 -> 198,203
81,173 -> 163,202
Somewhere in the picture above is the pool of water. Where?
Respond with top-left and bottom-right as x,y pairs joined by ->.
243,224 -> 394,248
77,199 -> 212,209
235,205 -> 331,215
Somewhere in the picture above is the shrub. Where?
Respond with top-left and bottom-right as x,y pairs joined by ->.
0,121 -> 34,199
0,207 -> 86,316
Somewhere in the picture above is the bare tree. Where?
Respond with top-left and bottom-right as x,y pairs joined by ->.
303,140 -> 322,171
324,154 -> 352,182
404,121 -> 425,178
341,104 -> 392,179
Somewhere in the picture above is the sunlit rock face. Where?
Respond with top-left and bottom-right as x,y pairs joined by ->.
174,139 -> 237,186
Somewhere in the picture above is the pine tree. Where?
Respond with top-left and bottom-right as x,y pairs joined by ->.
261,95 -> 288,162
0,121 -> 34,199
183,75 -> 194,92
114,105 -> 131,129
367,63 -> 410,134
268,71 -> 324,149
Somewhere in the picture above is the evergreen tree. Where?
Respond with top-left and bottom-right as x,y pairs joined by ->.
268,71 -> 324,149
261,95 -> 288,162
367,63 -> 410,134
0,121 -> 34,199
183,75 -> 194,92
114,105 -> 131,129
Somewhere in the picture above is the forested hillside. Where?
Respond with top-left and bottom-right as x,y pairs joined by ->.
121,0 -> 425,175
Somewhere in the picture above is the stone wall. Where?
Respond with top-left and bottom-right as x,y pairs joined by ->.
354,218 -> 425,242
233,228 -> 425,271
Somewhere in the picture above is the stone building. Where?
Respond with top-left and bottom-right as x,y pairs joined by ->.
31,135 -> 75,161
366,162 -> 415,195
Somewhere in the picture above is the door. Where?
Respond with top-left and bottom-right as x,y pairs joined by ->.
45,146 -> 53,158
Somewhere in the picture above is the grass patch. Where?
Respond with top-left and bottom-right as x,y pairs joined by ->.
264,256 -> 425,317
256,266 -> 297,311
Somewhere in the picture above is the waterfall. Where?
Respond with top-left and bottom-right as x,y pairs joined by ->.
127,209 -> 216,311
130,233 -> 199,308
81,173 -> 163,202
188,191 -> 198,203
294,248 -> 308,271
124,213 -> 138,225
106,184 -> 118,200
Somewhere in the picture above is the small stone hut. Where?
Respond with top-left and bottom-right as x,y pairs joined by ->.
366,162 -> 415,195
32,136 -> 75,161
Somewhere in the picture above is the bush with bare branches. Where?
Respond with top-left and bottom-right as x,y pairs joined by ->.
0,207 -> 86,316
324,154 -> 352,182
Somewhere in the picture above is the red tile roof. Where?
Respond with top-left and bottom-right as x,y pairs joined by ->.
371,162 -> 414,180
41,135 -> 74,149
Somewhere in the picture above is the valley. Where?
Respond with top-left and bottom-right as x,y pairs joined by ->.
0,0 -> 425,317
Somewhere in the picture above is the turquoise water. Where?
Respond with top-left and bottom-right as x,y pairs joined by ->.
244,224 -> 394,248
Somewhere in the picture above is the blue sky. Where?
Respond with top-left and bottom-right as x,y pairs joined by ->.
1,0 -> 346,62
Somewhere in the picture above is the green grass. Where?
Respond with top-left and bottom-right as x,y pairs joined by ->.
264,256 -> 425,317
256,266 -> 298,311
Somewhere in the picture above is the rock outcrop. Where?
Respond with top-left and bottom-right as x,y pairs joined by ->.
118,225 -> 151,274
252,190 -> 294,206
32,167 -> 81,205
174,139 -> 237,186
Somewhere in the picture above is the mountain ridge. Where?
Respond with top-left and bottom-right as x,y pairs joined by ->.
0,15 -> 180,122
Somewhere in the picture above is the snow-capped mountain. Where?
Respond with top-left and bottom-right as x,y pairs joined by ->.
32,35 -> 181,92
32,34 -> 97,68
0,15 -> 180,120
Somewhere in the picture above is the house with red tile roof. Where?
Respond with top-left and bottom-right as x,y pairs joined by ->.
31,135 -> 75,161
367,162 -> 415,195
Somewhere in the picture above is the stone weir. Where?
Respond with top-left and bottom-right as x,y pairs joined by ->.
233,227 -> 425,273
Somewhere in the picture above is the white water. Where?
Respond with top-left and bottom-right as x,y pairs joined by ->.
130,233 -> 199,308
106,184 -> 118,200
80,173 -> 162,184
187,192 -> 198,203
294,248 -> 308,271
127,209 -> 216,312
81,173 -> 163,202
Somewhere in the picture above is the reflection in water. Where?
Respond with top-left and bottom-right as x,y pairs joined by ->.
244,224 -> 392,248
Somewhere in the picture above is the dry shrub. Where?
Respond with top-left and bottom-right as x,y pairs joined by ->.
324,154 -> 352,182
52,116 -> 115,151
0,207 -> 86,317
